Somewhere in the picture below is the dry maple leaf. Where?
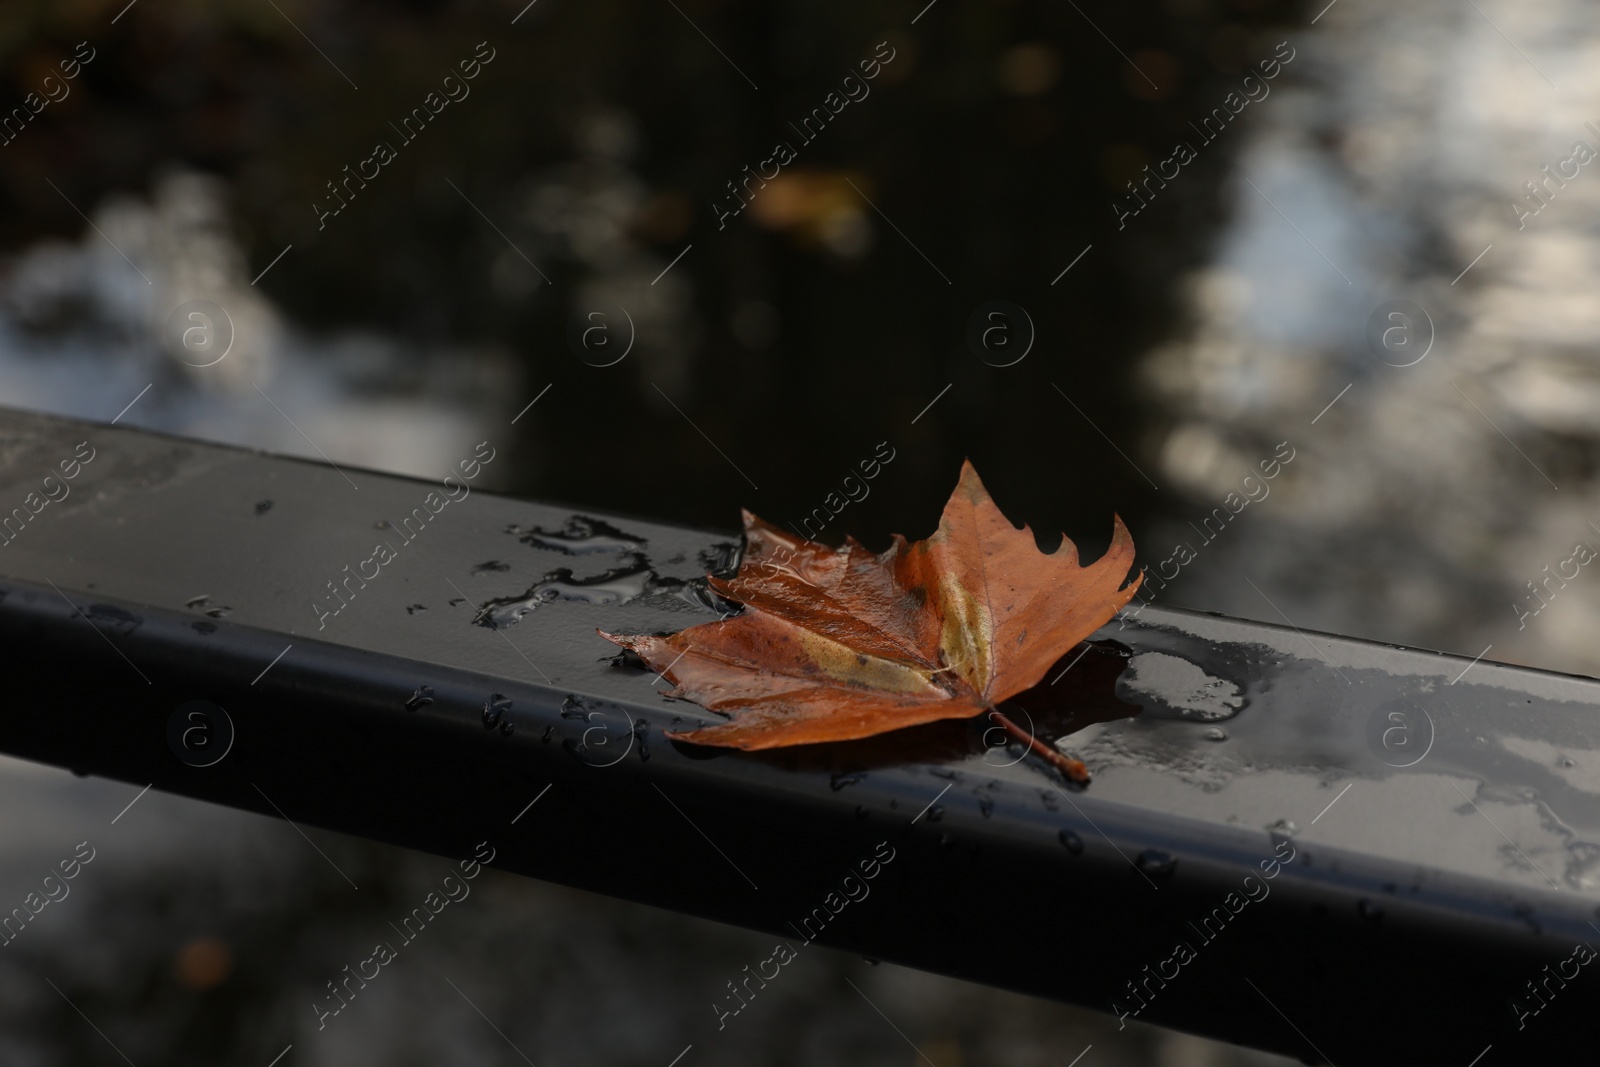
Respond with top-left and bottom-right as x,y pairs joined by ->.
600,460 -> 1141,782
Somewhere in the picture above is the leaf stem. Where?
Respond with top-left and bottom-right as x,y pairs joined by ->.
990,708 -> 1090,785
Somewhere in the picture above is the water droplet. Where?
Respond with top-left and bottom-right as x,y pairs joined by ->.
472,560 -> 511,573
476,563 -> 653,626
483,694 -> 511,730
1357,899 -> 1384,922
191,621 -> 216,635
1059,829 -> 1084,854
255,499 -> 273,515
513,515 -> 648,555
930,768 -> 959,781
861,957 -> 881,966
1203,727 -> 1228,742
541,724 -> 554,743
404,685 -> 435,712
500,718 -> 516,737
635,721 -> 651,761
185,594 -> 211,609
937,833 -> 954,848
831,773 -> 866,791
925,805 -> 945,823
854,804 -> 869,820
978,795 -> 994,818
1040,791 -> 1060,812
1135,849 -> 1177,878
204,606 -> 232,618
1270,819 -> 1298,837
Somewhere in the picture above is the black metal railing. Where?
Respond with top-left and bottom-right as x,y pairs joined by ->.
1,404 -> 1595,1064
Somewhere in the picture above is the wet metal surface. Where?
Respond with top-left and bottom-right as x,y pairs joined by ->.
1,406 -> 1596,1062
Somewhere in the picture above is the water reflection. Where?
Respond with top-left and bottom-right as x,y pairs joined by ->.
1141,1 -> 1600,683
0,171 -> 514,481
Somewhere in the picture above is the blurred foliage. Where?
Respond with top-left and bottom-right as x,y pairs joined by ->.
0,0 -> 1300,546
0,826 -> 1232,1066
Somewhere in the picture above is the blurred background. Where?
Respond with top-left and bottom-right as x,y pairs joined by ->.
0,0 -> 1594,1061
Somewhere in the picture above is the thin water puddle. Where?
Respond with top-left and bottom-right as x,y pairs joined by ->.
474,515 -> 740,627
1116,651 -> 1247,723
506,515 -> 648,555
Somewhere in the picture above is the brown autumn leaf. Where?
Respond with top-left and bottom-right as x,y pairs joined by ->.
600,460 -> 1141,781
